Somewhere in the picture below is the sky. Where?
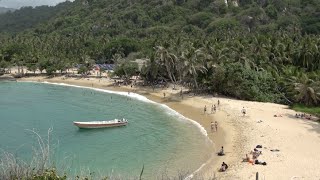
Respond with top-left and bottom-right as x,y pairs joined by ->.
0,0 -> 72,9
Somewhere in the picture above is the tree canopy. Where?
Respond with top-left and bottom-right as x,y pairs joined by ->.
0,0 -> 319,106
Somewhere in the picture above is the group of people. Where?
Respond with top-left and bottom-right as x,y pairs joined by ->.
243,146 -> 266,165
211,121 -> 218,132
295,113 -> 312,120
203,100 -> 220,114
205,100 -> 228,172
218,146 -> 228,172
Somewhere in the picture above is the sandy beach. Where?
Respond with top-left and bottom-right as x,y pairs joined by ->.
17,75 -> 320,180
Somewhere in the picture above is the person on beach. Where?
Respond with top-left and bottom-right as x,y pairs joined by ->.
218,100 -> 220,106
214,104 -> 217,113
218,146 -> 224,156
252,149 -> 262,159
211,121 -> 215,132
243,154 -> 250,162
211,105 -> 214,114
204,105 -> 207,114
220,162 -> 228,172
163,92 -> 166,98
180,89 -> 183,99
215,121 -> 218,131
241,107 -> 246,116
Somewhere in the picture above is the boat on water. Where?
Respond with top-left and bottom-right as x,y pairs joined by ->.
73,118 -> 128,129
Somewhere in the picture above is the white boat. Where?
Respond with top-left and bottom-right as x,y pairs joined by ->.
73,118 -> 128,129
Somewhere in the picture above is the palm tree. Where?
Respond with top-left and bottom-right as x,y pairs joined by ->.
290,72 -> 320,106
180,43 -> 207,90
154,45 -> 178,85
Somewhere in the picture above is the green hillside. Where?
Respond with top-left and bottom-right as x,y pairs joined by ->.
0,0 -> 319,106
0,2 -> 72,33
1,0 -> 319,35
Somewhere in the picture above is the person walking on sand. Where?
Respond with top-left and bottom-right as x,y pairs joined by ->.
241,107 -> 246,116
211,121 -> 214,132
211,105 -> 214,114
218,100 -> 220,106
215,121 -> 218,131
163,92 -> 166,98
214,104 -> 217,113
204,105 -> 207,114
180,89 -> 183,99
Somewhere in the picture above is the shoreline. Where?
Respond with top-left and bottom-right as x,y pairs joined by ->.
17,76 -> 233,178
16,76 -> 320,179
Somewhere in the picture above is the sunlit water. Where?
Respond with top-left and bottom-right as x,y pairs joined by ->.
0,82 -> 213,178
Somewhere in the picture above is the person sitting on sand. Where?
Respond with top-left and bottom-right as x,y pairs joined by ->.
218,146 -> 225,156
220,162 -> 228,172
274,114 -> 282,117
306,114 -> 312,120
252,149 -> 262,159
243,154 -> 251,162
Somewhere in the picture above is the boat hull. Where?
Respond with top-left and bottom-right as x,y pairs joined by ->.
73,121 -> 128,129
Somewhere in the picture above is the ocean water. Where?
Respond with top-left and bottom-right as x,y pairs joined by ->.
0,82 -> 213,178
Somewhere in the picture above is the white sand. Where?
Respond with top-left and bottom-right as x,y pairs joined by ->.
209,98 -> 320,180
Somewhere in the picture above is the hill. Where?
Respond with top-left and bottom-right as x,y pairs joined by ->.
0,0 -> 319,35
0,2 -> 72,33
0,0 -> 319,107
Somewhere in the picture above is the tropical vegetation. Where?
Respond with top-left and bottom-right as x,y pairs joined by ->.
0,0 -> 319,108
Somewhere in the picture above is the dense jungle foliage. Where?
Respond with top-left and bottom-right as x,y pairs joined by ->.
0,0 -> 319,106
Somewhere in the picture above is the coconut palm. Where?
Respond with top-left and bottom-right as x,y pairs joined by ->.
180,43 -> 207,90
290,72 -> 320,106
154,45 -> 178,85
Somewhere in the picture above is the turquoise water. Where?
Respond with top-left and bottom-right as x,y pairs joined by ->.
0,82 -> 213,178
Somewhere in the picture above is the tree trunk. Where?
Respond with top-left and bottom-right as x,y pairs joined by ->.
193,75 -> 199,90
